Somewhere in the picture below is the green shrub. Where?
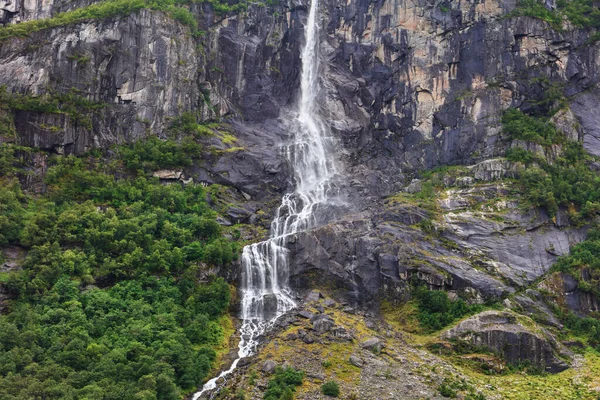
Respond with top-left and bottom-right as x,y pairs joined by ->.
509,142 -> 600,220
505,147 -> 536,164
510,0 -> 563,29
502,106 -> 600,221
412,282 -> 485,332
439,383 -> 458,398
502,108 -> 561,145
321,381 -> 340,397
118,136 -> 201,171
169,112 -> 214,138
0,0 -> 203,41
264,367 -> 304,400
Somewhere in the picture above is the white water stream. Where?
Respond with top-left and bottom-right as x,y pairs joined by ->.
192,0 -> 336,397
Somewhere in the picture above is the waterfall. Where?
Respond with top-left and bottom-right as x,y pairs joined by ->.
192,0 -> 336,397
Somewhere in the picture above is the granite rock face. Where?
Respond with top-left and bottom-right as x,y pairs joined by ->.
286,180 -> 586,305
442,311 -> 572,373
0,10 -> 199,151
1,0 -> 600,370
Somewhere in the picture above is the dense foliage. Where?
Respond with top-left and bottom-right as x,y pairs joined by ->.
0,276 -> 229,399
504,111 -> 600,221
0,87 -> 106,130
502,108 -> 561,145
321,381 -> 340,397
513,0 -> 600,32
413,283 -> 485,332
0,138 -> 238,399
263,367 -> 304,400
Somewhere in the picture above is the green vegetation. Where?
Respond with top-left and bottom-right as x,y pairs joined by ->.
502,108 -> 561,145
118,136 -> 202,171
438,381 -> 458,398
505,127 -> 600,221
0,0 -> 148,41
413,282 -> 485,332
511,0 -> 600,31
0,137 -> 241,398
321,380 -> 340,397
553,226 -> 600,287
0,276 -> 228,399
0,0 -> 249,41
263,366 -> 304,400
549,226 -> 600,349
0,87 -> 106,130
169,112 -> 214,139
437,377 -> 487,399
510,0 -> 563,29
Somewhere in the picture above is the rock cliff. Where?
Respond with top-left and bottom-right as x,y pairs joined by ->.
2,0 -> 600,396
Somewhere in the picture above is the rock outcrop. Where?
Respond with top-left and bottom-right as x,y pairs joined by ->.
442,311 -> 572,373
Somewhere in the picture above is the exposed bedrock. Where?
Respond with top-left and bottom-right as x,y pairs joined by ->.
442,311 -> 573,373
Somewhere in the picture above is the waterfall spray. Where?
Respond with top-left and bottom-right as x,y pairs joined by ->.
192,0 -> 336,396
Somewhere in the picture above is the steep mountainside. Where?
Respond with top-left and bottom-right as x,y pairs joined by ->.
2,0 -> 600,398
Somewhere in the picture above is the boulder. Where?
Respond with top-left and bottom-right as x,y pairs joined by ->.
442,311 -> 572,373
361,337 -> 384,353
297,310 -> 315,320
404,179 -> 422,194
262,294 -> 279,319
305,291 -> 323,302
330,326 -> 352,341
311,314 -> 335,334
152,170 -> 183,180
262,360 -> 276,374
324,298 -> 336,307
349,355 -> 363,367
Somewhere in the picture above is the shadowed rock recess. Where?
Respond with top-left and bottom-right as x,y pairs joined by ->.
2,0 -> 600,397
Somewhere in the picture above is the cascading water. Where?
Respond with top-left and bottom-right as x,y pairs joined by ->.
193,0 -> 336,397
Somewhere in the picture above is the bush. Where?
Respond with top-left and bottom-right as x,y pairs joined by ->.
264,367 -> 304,400
321,381 -> 340,397
439,383 -> 457,398
412,282 -> 485,332
118,136 -> 201,171
502,108 -> 561,145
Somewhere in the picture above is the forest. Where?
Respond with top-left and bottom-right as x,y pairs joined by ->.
0,138 -> 238,399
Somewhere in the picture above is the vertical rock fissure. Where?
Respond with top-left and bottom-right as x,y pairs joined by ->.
193,0 -> 338,397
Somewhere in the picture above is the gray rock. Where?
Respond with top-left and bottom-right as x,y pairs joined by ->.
361,338 -> 384,353
305,291 -> 322,302
262,294 -> 279,319
152,170 -> 183,180
330,326 -> 353,341
467,159 -> 521,182
312,314 -> 335,334
324,298 -> 336,307
297,310 -> 315,320
365,320 -> 378,331
349,355 -> 363,367
302,335 -> 315,344
262,360 -> 276,374
442,311 -> 572,373
455,177 -> 474,187
404,179 -> 422,194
